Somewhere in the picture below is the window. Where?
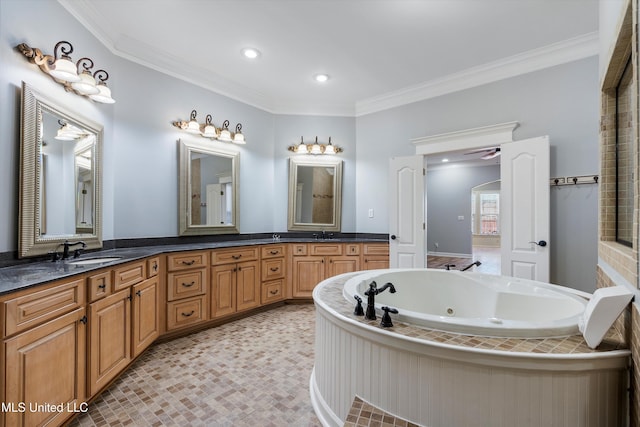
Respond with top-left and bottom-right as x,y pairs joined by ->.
616,56 -> 634,247
472,192 -> 500,235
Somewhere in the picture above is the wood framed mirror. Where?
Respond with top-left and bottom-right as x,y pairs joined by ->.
19,82 -> 103,258
178,139 -> 240,235
287,156 -> 342,231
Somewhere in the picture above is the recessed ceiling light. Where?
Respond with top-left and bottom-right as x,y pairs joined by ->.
314,73 -> 330,83
442,158 -> 449,163
241,47 -> 260,59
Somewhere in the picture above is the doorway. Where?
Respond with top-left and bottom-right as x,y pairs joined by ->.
424,152 -> 500,274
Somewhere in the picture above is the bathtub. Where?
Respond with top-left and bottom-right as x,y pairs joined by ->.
311,271 -> 630,427
343,268 -> 588,338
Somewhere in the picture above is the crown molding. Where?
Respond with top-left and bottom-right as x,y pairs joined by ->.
412,122 -> 519,155
58,0 -> 598,117
355,32 -> 599,117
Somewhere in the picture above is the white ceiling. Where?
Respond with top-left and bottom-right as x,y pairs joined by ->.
59,0 -> 599,117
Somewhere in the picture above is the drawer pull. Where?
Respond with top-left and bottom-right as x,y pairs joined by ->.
269,289 -> 279,295
98,284 -> 106,290
181,260 -> 196,266
270,250 -> 279,255
181,310 -> 195,317
270,267 -> 279,272
181,281 -> 195,288
231,254 -> 242,260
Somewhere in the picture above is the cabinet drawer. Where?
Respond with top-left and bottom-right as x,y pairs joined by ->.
87,271 -> 112,302
345,244 -> 361,256
261,258 -> 285,281
3,278 -> 84,337
166,296 -> 207,330
113,261 -> 146,291
167,251 -> 208,271
363,243 -> 389,256
291,244 -> 307,256
167,269 -> 207,301
212,247 -> 259,265
261,244 -> 286,259
147,257 -> 161,277
310,243 -> 343,256
261,279 -> 284,304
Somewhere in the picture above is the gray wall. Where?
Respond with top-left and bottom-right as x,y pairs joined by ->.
0,0 -> 599,292
355,58 -> 600,291
426,165 -> 501,256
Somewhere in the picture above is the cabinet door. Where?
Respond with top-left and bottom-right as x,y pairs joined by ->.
236,261 -> 260,312
327,256 -> 360,277
3,308 -> 86,427
292,257 -> 325,298
132,277 -> 160,358
211,264 -> 236,318
88,288 -> 131,396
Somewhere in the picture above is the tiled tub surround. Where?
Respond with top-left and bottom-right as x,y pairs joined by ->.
311,273 -> 631,427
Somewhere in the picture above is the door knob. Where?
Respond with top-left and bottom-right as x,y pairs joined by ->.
390,235 -> 397,240
529,240 -> 547,247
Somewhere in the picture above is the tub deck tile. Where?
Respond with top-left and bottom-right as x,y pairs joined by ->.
319,275 -> 627,355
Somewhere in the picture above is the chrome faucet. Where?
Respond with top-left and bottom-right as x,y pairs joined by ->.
364,281 -> 396,320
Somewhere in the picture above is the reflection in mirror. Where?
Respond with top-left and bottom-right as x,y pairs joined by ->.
288,157 -> 342,231
179,139 -> 239,235
19,82 -> 103,258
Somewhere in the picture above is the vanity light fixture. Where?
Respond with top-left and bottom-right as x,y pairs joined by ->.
54,120 -> 87,141
287,136 -> 342,155
173,110 -> 247,144
16,41 -> 115,103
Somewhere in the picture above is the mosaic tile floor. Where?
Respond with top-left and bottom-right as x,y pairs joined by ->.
70,304 -> 322,427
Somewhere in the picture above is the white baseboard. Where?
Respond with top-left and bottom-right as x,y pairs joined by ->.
427,251 -> 472,258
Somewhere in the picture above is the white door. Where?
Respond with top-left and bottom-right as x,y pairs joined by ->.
389,156 -> 425,268
206,184 -> 222,225
500,136 -> 550,281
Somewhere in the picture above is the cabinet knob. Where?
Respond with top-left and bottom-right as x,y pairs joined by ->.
79,315 -> 88,325
136,290 -> 142,297
98,284 -> 106,290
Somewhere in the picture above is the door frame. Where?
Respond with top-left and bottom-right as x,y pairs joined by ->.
408,122 -> 523,273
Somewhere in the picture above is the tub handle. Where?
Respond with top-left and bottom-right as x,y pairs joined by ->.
380,306 -> 399,328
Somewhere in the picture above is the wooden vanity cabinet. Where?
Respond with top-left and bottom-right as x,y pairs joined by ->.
211,247 -> 260,318
88,260 -> 160,396
166,251 -> 209,331
260,244 -> 286,304
362,243 -> 390,270
291,243 -> 361,298
87,287 -> 131,396
1,278 -> 86,427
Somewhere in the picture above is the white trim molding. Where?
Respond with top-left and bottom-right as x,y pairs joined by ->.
412,121 -> 519,155
356,32 -> 598,117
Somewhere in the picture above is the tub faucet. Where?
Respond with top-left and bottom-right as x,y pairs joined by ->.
461,261 -> 482,271
364,281 -> 396,320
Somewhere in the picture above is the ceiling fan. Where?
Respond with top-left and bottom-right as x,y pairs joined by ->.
464,146 -> 501,160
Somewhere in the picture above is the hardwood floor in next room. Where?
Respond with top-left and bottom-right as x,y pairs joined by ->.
427,247 -> 500,275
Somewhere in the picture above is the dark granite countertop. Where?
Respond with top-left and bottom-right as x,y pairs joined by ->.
0,238 -> 387,296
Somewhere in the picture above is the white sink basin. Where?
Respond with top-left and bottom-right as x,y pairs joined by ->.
67,257 -> 122,266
